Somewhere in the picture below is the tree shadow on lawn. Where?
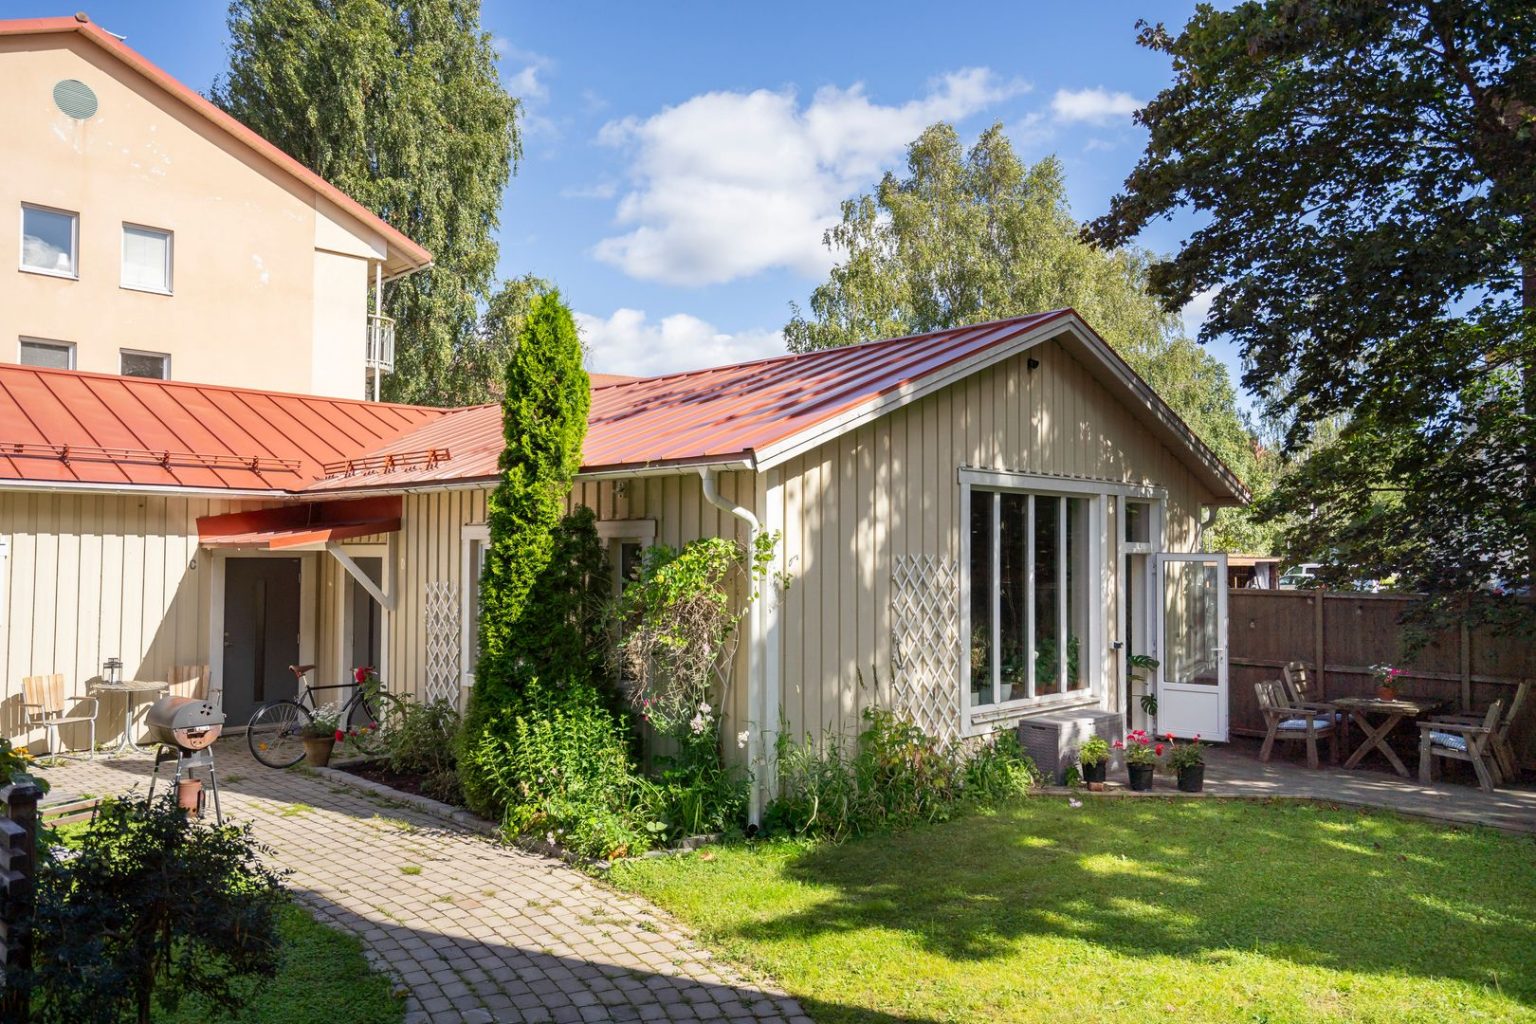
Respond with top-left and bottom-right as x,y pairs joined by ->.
743,797 -> 1536,1003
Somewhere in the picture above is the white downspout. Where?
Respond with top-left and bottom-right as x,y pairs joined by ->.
370,261 -> 383,403
1197,504 -> 1219,552
698,466 -> 766,825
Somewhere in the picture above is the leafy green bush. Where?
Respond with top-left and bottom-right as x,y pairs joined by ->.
459,676 -> 653,859
767,706 -> 1038,840
379,695 -> 463,805
34,796 -> 288,1024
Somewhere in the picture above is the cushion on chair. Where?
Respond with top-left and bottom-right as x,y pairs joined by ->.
1428,731 -> 1468,752
1278,716 -> 1332,731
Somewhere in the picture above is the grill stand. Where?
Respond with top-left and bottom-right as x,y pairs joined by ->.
148,744 -> 223,826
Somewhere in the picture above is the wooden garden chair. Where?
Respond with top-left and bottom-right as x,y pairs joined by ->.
1434,680 -> 1528,782
1256,678 -> 1339,769
1418,699 -> 1504,792
1281,661 -> 1322,704
21,673 -> 99,758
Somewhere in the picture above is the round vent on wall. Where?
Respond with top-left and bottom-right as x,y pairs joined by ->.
53,79 -> 99,119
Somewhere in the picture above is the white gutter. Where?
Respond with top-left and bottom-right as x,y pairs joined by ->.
698,466 -> 768,825
0,479 -> 300,500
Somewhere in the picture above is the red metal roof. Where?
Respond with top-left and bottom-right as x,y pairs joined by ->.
302,312 -> 1075,492
0,364 -> 445,491
0,14 -> 432,273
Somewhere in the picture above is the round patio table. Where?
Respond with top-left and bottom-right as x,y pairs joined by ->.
1334,694 -> 1446,777
90,680 -> 169,756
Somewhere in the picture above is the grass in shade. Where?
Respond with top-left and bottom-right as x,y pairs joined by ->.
156,903 -> 403,1024
611,797 -> 1536,1024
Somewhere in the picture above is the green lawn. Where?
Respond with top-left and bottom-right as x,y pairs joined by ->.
610,798 -> 1536,1024
156,903 -> 403,1024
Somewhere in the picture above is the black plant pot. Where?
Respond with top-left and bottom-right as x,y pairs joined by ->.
1127,763 -> 1154,792
1177,764 -> 1205,793
1082,761 -> 1107,790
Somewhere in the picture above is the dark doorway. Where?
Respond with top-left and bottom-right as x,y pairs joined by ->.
223,557 -> 302,724
347,557 -> 384,675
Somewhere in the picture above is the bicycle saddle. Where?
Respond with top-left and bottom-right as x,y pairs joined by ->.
288,664 -> 317,676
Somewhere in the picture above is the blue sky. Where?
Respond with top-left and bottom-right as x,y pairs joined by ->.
26,2 -> 1239,386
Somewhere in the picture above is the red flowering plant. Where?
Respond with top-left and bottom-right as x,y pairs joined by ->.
1164,733 -> 1205,771
1114,730 -> 1163,766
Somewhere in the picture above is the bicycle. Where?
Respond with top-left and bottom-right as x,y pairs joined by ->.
247,664 -> 387,769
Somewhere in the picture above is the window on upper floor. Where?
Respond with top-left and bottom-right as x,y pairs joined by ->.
121,224 -> 173,294
20,204 -> 77,278
120,349 -> 170,379
18,337 -> 75,370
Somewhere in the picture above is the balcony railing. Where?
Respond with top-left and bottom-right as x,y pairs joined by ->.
366,314 -> 396,374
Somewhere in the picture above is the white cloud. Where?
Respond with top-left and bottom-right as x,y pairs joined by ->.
560,181 -> 618,200
507,64 -> 547,102
1181,285 -> 1221,337
593,69 -> 1029,286
1051,87 -> 1142,125
576,309 -> 784,377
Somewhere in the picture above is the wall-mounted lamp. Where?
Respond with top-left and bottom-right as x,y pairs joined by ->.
1026,357 -> 1040,371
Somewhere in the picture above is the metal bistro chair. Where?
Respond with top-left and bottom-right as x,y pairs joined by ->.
1256,678 -> 1339,769
21,673 -> 99,758
1419,699 -> 1504,792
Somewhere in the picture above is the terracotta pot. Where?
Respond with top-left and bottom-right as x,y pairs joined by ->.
1127,763 -> 1155,792
1177,764 -> 1205,793
1082,761 -> 1107,791
176,778 -> 203,815
302,735 -> 336,767
1376,686 -> 1398,702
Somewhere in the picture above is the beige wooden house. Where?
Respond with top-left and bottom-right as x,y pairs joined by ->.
0,310 -> 1245,820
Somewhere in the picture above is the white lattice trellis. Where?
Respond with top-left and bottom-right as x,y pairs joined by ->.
424,581 -> 461,707
889,555 -> 961,743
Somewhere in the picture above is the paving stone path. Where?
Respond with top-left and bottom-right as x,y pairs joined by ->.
45,741 -> 812,1024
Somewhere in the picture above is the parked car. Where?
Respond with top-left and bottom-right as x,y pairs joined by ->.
1277,563 -> 1322,589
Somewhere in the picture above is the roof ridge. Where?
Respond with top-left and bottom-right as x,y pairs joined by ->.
593,310 -> 1073,391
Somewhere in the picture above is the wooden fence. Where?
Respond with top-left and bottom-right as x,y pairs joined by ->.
1227,590 -> 1536,765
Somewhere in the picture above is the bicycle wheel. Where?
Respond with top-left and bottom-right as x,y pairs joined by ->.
343,690 -> 388,757
247,700 -> 311,768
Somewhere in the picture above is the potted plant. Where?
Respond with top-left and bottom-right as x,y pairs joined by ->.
1115,730 -> 1163,791
1166,733 -> 1206,793
300,704 -> 343,767
1371,664 -> 1403,701
1079,736 -> 1111,791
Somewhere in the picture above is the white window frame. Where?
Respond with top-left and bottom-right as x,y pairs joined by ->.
958,469 -> 1162,734
120,223 -> 173,295
459,524 -> 490,691
17,336 -> 76,370
597,518 -> 657,595
119,348 -> 171,380
19,203 -> 79,280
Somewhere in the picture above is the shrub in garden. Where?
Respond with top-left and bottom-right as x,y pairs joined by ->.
34,796 -> 287,1024
459,676 -> 652,859
768,704 -> 1039,840
615,534 -> 777,840
380,694 -> 463,804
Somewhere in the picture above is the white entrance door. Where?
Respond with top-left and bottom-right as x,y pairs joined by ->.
1155,553 -> 1228,741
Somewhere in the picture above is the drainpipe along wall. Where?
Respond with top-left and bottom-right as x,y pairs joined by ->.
698,466 -> 766,825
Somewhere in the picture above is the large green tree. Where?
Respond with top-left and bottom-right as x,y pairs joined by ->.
1087,2 -> 1536,615
459,291 -> 590,814
215,0 -> 520,405
787,122 -> 1270,550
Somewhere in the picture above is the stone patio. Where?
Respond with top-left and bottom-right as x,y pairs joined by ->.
41,741 -> 811,1024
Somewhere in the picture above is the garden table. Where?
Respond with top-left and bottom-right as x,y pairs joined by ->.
90,679 -> 169,756
1334,695 -> 1446,777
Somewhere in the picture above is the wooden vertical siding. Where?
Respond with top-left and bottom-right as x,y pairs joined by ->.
0,490 -> 264,744
385,472 -> 758,745
773,338 -> 1215,743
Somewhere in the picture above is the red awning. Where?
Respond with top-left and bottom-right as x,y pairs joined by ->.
197,495 -> 402,550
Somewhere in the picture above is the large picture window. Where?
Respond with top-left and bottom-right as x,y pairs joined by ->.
967,488 -> 1095,711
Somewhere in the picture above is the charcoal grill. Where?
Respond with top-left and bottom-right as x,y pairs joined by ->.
145,696 -> 225,824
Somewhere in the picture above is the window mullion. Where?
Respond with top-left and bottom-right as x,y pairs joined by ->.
990,491 -> 1001,707
1025,494 -> 1035,700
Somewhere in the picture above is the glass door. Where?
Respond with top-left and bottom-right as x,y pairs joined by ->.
1155,553 -> 1228,740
